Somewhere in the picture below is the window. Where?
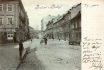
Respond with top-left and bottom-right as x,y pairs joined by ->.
73,21 -> 77,28
11,35 -> 13,37
7,4 -> 13,12
7,32 -> 14,40
8,18 -> 13,24
8,35 -> 10,37
0,4 -> 3,11
0,18 -> 3,25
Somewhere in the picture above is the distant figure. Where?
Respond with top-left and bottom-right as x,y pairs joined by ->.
37,37 -> 39,39
40,38 -> 44,44
31,38 -> 32,43
52,37 -> 54,40
58,38 -> 60,41
44,38 -> 47,45
19,40 -> 24,60
13,36 -> 16,43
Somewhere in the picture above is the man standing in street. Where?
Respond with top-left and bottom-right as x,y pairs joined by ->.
31,37 -> 33,43
44,38 -> 47,45
19,40 -> 24,60
13,36 -> 16,43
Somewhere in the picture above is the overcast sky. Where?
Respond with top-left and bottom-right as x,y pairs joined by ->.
22,0 -> 81,30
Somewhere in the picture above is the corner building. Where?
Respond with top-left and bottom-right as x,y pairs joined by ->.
0,0 -> 29,43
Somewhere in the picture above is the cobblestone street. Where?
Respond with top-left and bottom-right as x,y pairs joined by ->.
18,39 -> 81,70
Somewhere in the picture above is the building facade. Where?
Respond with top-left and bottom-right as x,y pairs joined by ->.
29,26 -> 40,39
44,3 -> 81,45
41,15 -> 55,38
0,0 -> 29,43
29,26 -> 35,38
45,19 -> 54,39
45,15 -> 61,39
69,3 -> 81,44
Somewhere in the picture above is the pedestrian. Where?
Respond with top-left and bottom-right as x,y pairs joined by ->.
19,40 -> 24,60
13,36 -> 16,43
52,37 -> 54,40
40,38 -> 44,44
31,37 -> 32,43
44,38 -> 47,45
58,38 -> 60,41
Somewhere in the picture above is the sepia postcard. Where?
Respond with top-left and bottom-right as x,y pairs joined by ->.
0,0 -> 104,70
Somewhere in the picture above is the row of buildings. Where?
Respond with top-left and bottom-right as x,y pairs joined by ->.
41,3 -> 81,45
0,0 -> 30,43
29,26 -> 40,39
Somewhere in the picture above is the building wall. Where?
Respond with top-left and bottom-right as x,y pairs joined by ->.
69,12 -> 81,43
0,0 -> 29,43
41,15 -> 55,38
0,1 -> 18,43
29,26 -> 36,38
15,0 -> 29,42
44,3 -> 81,43
45,20 -> 53,39
0,1 -> 18,27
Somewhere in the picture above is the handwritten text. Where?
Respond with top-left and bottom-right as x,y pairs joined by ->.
82,36 -> 103,70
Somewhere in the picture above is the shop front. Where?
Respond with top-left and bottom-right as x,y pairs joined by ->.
6,28 -> 16,43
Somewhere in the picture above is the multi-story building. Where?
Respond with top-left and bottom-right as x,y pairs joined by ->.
53,16 -> 64,40
29,26 -> 40,39
29,26 -> 35,38
41,15 -> 55,38
44,3 -> 81,45
45,11 -> 71,41
69,3 -> 81,45
0,0 -> 29,43
45,19 -> 54,39
45,15 -> 61,39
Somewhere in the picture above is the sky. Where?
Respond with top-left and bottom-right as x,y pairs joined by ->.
21,0 -> 81,30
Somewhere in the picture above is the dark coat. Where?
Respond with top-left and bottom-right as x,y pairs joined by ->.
44,38 -> 47,44
19,42 -> 24,51
44,38 -> 47,42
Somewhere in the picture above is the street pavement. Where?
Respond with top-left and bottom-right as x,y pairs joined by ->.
0,40 -> 31,70
18,38 -> 81,70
